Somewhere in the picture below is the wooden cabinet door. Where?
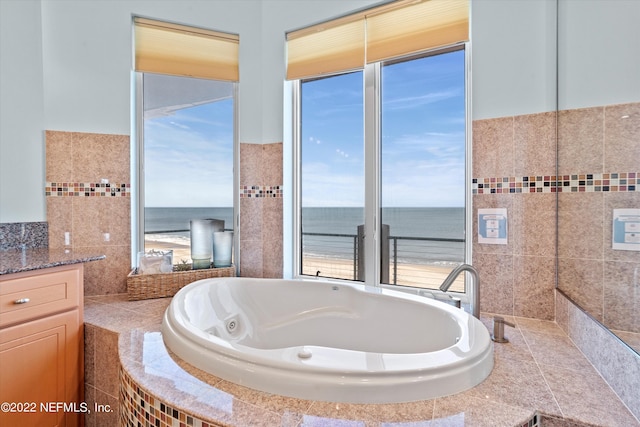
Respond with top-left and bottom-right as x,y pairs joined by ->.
0,310 -> 82,427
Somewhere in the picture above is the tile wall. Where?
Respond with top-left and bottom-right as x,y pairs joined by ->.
472,102 -> 640,327
45,130 -> 131,296
472,111 -> 558,320
557,102 -> 640,335
239,142 -> 283,278
44,133 -> 285,296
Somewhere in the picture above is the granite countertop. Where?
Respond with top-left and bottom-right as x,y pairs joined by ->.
0,247 -> 106,275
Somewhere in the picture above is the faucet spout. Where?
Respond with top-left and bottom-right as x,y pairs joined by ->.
439,263 -> 480,318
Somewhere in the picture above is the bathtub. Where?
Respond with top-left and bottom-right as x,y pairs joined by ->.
162,277 -> 493,404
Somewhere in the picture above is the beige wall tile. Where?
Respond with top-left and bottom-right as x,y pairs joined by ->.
603,260 -> 640,332
555,290 -> 569,332
46,130 -> 131,296
239,239 -> 263,278
262,197 -> 283,278
45,130 -> 74,182
83,245 -> 129,295
513,255 -> 555,320
557,257 -> 603,322
240,198 -> 263,238
514,112 -> 556,176
238,142 -> 283,278
46,196 -> 73,248
72,132 -> 129,183
512,193 -> 556,257
604,102 -> 640,172
557,106 -> 604,174
473,117 -> 514,178
473,252 -> 514,315
240,143 -> 263,186
557,192 -> 604,259
262,142 -> 283,186
84,324 -> 96,387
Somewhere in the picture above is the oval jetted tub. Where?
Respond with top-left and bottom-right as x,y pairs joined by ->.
162,277 -> 493,404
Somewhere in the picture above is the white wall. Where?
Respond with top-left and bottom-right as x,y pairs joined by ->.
0,0 -> 45,222
40,0 -> 263,136
558,0 -> 640,110
471,0 -> 557,120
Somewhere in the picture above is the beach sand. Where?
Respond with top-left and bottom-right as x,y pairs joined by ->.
144,236 -> 464,293
301,256 -> 464,292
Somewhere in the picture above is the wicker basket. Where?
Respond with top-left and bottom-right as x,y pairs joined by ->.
126,265 -> 235,301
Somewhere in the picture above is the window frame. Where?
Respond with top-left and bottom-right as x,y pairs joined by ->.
131,72 -> 240,270
291,43 -> 472,299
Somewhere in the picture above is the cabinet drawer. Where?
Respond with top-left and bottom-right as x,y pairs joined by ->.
0,265 -> 81,328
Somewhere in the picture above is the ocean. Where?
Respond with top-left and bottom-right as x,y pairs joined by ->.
145,207 -> 465,266
145,207 -> 234,234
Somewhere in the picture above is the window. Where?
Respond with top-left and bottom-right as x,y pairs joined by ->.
289,0 -> 469,291
300,71 -> 364,280
296,47 -> 467,292
140,74 -> 236,264
133,18 -> 238,267
380,49 -> 466,291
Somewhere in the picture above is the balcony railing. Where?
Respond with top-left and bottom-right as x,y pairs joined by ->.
144,229 -> 465,290
301,231 -> 464,288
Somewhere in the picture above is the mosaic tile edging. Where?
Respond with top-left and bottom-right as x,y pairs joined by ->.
121,368 -> 218,427
45,182 -> 130,197
240,185 -> 283,198
121,363 -> 540,427
473,172 -> 639,194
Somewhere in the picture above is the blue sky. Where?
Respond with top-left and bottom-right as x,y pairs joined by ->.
144,49 -> 465,209
301,49 -> 465,208
144,98 -> 234,208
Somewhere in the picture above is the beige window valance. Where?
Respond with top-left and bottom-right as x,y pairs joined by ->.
286,0 -> 469,80
134,17 -> 239,82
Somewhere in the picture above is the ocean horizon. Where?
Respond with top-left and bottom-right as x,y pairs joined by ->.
145,206 -> 465,266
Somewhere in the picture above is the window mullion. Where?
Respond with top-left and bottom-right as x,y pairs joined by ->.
363,62 -> 381,286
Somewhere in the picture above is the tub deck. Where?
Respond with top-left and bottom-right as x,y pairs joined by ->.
84,294 -> 640,427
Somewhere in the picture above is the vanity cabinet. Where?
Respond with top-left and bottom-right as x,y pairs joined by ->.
0,264 -> 84,427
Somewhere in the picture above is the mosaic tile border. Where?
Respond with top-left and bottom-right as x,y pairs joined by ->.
45,182 -> 130,197
120,366 -> 540,427
473,172 -> 639,194
240,185 -> 283,198
120,368 -> 216,427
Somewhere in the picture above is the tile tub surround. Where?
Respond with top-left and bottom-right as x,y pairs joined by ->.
84,295 -> 639,427
45,130 -> 132,296
472,103 -> 640,326
239,142 -> 283,279
556,102 -> 640,337
472,111 -> 558,322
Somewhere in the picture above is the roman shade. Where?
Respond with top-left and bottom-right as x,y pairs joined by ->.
134,17 -> 239,82
286,0 -> 468,80
286,17 -> 365,83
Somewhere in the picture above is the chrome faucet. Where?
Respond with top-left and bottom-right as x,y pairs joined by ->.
439,263 -> 480,318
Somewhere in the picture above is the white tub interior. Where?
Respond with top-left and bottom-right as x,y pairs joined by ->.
162,277 -> 494,403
